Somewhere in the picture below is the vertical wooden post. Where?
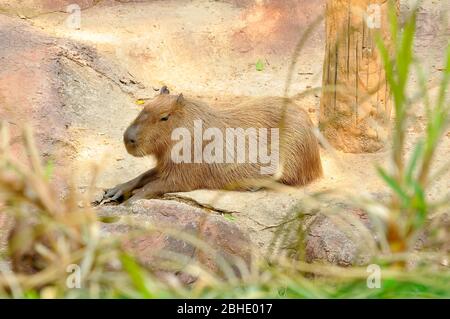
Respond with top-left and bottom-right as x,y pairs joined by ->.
319,0 -> 397,153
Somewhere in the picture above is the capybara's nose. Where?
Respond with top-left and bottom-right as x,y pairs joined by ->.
124,126 -> 137,146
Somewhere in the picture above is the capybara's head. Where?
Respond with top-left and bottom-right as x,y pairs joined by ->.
124,86 -> 184,157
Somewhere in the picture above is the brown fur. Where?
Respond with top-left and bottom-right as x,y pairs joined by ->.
102,89 -> 323,203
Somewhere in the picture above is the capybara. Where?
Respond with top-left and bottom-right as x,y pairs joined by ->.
100,87 -> 322,203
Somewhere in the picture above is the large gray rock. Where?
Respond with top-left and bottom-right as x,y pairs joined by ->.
166,190 -> 301,254
303,208 -> 375,266
164,190 -> 377,266
97,199 -> 253,284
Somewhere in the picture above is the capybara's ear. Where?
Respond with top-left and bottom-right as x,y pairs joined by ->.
176,93 -> 184,105
160,86 -> 170,95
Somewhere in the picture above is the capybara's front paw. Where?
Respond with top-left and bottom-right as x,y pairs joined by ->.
95,182 -> 136,205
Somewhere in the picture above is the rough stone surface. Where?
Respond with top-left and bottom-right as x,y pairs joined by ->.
166,190 -> 302,254
165,191 -> 377,266
304,208 -> 374,266
0,14 -> 149,191
97,199 -> 252,283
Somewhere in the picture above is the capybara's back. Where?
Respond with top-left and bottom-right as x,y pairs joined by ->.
219,96 -> 323,186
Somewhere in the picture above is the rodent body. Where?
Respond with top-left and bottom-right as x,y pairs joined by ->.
101,87 -> 323,203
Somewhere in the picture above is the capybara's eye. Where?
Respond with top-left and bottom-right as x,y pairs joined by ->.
160,115 -> 169,121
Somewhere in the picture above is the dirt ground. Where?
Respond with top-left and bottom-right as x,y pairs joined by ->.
0,0 -> 449,255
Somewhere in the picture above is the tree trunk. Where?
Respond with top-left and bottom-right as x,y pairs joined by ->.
319,0 -> 397,153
